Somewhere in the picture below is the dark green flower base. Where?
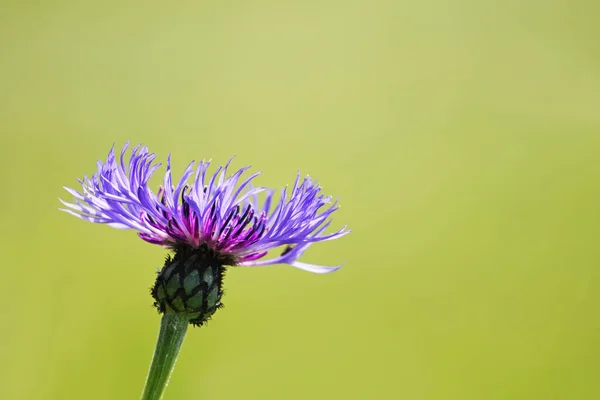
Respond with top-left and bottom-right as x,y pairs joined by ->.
151,243 -> 233,326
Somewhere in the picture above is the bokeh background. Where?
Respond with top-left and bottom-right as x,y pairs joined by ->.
2,1 -> 600,399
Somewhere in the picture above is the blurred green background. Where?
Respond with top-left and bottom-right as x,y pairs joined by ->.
1,1 -> 600,399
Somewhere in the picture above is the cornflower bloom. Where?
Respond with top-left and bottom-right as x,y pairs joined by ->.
61,143 -> 348,325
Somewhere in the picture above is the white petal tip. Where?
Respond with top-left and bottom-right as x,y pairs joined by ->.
290,261 -> 343,274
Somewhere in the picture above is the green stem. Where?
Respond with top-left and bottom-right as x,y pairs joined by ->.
141,313 -> 189,400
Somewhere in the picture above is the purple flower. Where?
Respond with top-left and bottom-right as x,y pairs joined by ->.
60,143 -> 349,273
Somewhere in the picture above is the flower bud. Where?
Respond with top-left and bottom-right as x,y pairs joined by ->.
151,244 -> 232,326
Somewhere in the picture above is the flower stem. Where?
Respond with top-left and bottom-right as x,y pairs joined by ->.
141,313 -> 189,400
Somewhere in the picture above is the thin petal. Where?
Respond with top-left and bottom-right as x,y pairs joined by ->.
289,261 -> 343,274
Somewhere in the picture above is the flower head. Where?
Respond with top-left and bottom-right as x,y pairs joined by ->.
61,143 -> 349,273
